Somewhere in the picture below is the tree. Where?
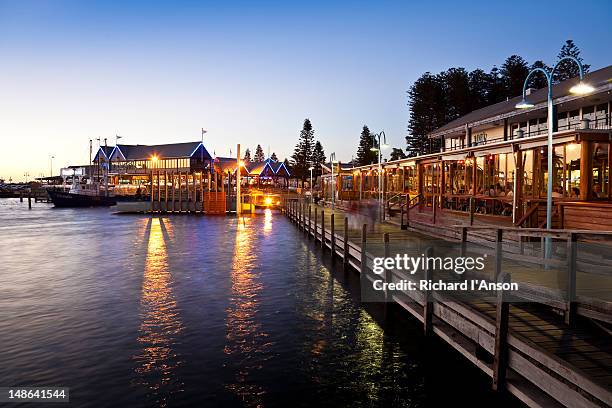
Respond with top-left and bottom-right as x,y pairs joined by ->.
290,118 -> 315,184
356,125 -> 378,165
500,55 -> 529,97
243,148 -> 251,164
554,40 -> 590,83
389,148 -> 406,161
283,158 -> 292,174
527,60 -> 551,89
406,72 -> 445,156
468,68 -> 491,110
486,66 -> 507,104
311,141 -> 326,177
254,144 -> 265,162
441,67 -> 472,121
270,152 -> 278,161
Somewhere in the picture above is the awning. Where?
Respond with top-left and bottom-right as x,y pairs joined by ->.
519,135 -> 577,151
441,153 -> 467,161
474,146 -> 514,157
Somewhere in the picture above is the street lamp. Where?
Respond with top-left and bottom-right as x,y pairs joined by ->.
370,131 -> 390,221
515,56 -> 592,259
329,153 -> 338,211
49,155 -> 55,178
308,166 -> 314,200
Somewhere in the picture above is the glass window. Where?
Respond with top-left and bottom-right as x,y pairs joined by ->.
522,150 -> 534,198
566,143 -> 581,198
592,142 -> 609,198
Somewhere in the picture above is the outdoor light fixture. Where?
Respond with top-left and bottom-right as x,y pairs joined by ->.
569,81 -> 595,95
151,155 -> 158,162
515,98 -> 535,109
516,55 -> 592,261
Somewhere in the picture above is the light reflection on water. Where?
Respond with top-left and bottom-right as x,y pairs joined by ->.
133,218 -> 184,407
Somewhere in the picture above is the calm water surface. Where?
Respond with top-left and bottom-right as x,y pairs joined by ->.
0,199 -> 515,407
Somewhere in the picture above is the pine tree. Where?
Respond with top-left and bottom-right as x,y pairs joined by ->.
468,68 -> 491,110
290,118 -> 315,183
283,158 -> 292,174
554,40 -> 590,82
527,60 -> 551,89
356,125 -> 378,165
406,72 -> 445,156
270,152 -> 278,161
486,66 -> 507,104
311,141 -> 326,177
254,144 -> 265,162
389,148 -> 406,161
500,55 -> 529,97
243,148 -> 251,164
441,67 -> 472,121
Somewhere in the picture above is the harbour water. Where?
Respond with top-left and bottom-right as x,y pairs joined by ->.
0,199 -> 515,407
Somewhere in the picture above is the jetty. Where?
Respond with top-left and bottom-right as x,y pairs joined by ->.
284,198 -> 612,408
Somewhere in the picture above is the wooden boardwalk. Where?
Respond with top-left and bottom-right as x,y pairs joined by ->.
284,198 -> 612,408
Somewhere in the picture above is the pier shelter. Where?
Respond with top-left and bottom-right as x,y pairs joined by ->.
323,65 -> 612,231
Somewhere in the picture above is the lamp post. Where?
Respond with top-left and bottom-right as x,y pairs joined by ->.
515,56 -> 593,259
370,131 -> 390,221
308,166 -> 314,202
329,153 -> 338,211
49,155 -> 55,178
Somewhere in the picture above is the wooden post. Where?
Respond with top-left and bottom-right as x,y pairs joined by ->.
432,195 -> 437,224
28,195 -> 32,209
405,195 -> 410,228
308,205 -> 312,238
423,246 -> 434,336
157,171 -> 161,212
495,229 -> 503,280
172,172 -> 176,212
192,173 -> 196,213
469,197 -> 475,226
321,210 -> 325,249
20,192 -> 23,202
330,213 -> 336,258
360,224 -> 367,277
384,233 -> 390,302
493,273 -> 511,391
314,207 -> 318,242
460,226 -> 468,257
343,217 -> 349,269
565,232 -> 577,325
164,171 -> 168,213
199,172 -> 204,214
178,171 -> 182,213
150,171 -> 154,213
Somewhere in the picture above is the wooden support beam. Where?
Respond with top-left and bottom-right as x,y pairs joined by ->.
321,210 -> 325,249
469,197 -> 475,226
493,273 -> 511,391
164,171 -> 168,212
360,224 -> 367,277
330,213 -> 336,258
565,232 -> 577,325
157,171 -> 161,211
343,217 -> 349,269
178,171 -> 182,213
495,229 -> 503,280
460,226 -> 468,257
314,207 -> 318,242
423,246 -> 434,336
172,172 -> 176,212
308,205 -> 312,238
384,233 -> 390,302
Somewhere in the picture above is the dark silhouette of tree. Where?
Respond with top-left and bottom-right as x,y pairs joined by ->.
311,141 -> 326,177
270,152 -> 278,161
554,40 -> 590,82
356,125 -> 378,165
468,69 -> 490,109
442,68 -> 472,121
291,118 -> 315,184
254,144 -> 265,162
243,148 -> 251,164
527,60 -> 551,89
500,55 -> 529,97
283,158 -> 292,174
389,148 -> 406,161
486,66 -> 507,104
406,72 -> 445,156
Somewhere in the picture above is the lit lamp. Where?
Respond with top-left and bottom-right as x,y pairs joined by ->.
515,56 -> 593,260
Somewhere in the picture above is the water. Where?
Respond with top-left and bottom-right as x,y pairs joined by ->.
0,199 -> 515,407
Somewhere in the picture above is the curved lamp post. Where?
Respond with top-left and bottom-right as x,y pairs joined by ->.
370,131 -> 390,221
329,153 -> 338,211
308,166 -> 314,199
515,56 -> 593,258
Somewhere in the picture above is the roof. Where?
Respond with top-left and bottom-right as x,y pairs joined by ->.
111,141 -> 212,160
215,157 -> 290,176
428,65 -> 612,138
93,146 -> 115,161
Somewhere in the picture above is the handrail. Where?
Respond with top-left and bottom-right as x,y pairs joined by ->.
515,203 -> 539,227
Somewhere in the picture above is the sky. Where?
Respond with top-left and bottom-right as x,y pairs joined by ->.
1,0 -> 611,182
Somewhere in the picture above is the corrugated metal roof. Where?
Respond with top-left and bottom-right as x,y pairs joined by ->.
428,65 -> 612,138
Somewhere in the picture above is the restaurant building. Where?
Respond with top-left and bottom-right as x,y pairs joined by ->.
323,65 -> 612,231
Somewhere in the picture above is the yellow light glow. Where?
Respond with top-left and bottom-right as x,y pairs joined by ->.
239,160 -> 245,167
151,155 -> 158,162
264,196 -> 273,206
569,82 -> 594,96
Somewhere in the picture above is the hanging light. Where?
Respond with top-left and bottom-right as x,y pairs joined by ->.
515,98 -> 535,109
569,81 -> 594,95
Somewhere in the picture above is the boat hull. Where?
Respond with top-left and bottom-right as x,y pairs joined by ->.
48,190 -> 117,207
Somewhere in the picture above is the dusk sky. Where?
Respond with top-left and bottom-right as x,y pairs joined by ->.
1,0 -> 611,181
